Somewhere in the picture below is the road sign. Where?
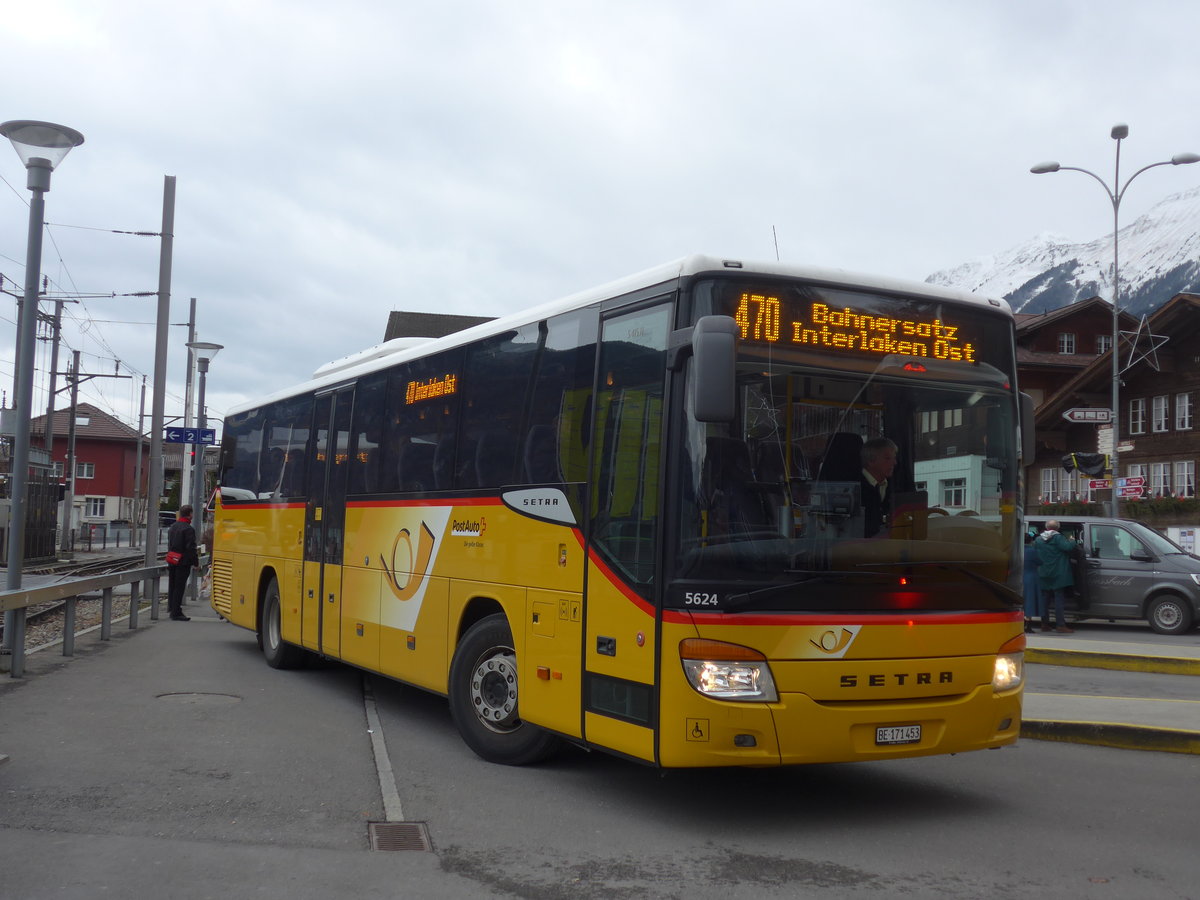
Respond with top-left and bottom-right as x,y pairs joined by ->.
164,427 -> 217,445
1119,486 -> 1145,499
1088,479 -> 1112,489
1062,407 -> 1112,424
1118,476 -> 1146,488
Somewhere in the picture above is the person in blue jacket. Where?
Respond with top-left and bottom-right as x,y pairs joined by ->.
1022,532 -> 1040,633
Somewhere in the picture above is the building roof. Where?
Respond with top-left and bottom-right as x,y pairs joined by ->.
30,402 -> 143,443
1014,296 -> 1135,336
384,310 -> 495,341
1034,292 -> 1200,428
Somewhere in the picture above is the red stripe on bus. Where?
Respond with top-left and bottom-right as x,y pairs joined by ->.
587,546 -> 656,617
221,501 -> 304,511
676,609 -> 1023,627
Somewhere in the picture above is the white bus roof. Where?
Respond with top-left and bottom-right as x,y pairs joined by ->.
227,254 -> 1010,417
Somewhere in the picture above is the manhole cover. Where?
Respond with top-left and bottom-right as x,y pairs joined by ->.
157,692 -> 241,706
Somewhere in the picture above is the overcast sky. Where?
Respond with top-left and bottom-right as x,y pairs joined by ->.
4,0 -> 1200,432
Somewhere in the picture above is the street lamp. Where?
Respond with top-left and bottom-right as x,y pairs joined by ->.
185,341 -> 222,548
1031,123 -> 1200,516
1,120 -> 83,674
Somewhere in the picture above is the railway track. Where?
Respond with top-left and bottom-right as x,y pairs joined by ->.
2,552 -> 165,645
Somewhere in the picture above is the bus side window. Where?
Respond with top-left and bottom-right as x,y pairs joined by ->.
388,349 -> 463,494
525,310 -> 597,495
459,327 -> 538,490
348,372 -> 389,495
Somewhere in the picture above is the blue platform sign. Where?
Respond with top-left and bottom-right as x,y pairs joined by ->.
164,427 -> 217,445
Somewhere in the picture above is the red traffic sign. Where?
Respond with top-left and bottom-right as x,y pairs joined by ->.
1062,407 -> 1112,424
1119,486 -> 1145,499
1088,479 -> 1112,489
1119,476 -> 1146,488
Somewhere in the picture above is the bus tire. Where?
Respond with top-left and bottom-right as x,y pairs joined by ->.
261,576 -> 306,669
1147,594 -> 1193,635
448,613 -> 560,765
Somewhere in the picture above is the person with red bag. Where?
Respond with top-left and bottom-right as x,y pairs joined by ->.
166,505 -> 199,621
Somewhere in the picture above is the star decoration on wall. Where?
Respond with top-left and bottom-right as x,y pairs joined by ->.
1119,315 -> 1170,373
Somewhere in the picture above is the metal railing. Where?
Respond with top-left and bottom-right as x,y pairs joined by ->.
0,564 -> 168,678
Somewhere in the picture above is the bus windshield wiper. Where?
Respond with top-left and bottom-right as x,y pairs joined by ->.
724,571 -> 889,611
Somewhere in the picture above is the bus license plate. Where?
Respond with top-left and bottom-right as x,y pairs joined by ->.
876,725 -> 921,745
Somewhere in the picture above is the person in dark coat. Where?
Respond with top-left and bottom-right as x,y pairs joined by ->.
166,504 -> 199,621
860,437 -> 898,537
1035,519 -> 1076,633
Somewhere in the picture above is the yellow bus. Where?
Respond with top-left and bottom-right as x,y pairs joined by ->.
212,255 -> 1030,767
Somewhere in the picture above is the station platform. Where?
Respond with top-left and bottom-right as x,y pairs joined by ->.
1022,629 -> 1200,754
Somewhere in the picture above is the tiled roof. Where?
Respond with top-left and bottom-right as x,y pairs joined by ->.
30,403 -> 143,443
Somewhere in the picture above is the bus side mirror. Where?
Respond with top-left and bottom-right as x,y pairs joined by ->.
1019,392 -> 1036,463
692,315 -> 738,423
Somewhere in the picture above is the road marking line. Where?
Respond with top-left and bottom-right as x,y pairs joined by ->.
362,675 -> 404,822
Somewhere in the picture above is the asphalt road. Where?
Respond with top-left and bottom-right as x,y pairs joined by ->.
2,612 -> 1197,899
368,665 -> 1200,899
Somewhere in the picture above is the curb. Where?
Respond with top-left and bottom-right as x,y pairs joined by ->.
1021,719 -> 1200,755
1027,648 -> 1200,676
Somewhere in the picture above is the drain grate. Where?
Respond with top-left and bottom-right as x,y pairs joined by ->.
369,821 -> 433,852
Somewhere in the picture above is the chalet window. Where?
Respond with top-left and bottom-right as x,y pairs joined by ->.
85,497 -> 106,518
52,461 -> 64,478
1128,399 -> 1146,435
76,462 -> 95,479
941,478 -> 966,507
1150,462 -> 1171,497
1177,393 -> 1193,431
1057,333 -> 1076,354
1040,468 -> 1059,502
941,408 -> 962,428
1096,334 -> 1113,354
920,411 -> 938,433
1126,463 -> 1147,485
1174,461 -> 1195,498
1152,395 -> 1169,432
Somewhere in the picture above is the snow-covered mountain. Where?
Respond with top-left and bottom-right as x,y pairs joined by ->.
926,186 -> 1200,316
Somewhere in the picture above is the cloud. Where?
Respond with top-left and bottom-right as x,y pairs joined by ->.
3,0 -> 1200,428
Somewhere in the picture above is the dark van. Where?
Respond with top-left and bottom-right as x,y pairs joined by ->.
1025,516 -> 1200,634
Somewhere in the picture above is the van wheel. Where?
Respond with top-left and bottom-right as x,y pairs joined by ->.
1147,595 -> 1193,635
261,576 -> 306,668
448,613 -> 560,765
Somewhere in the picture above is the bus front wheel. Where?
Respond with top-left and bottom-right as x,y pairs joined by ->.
261,576 -> 306,669
448,613 -> 560,765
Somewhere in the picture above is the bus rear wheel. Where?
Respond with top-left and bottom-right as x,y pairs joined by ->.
448,613 -> 559,765
261,576 -> 306,669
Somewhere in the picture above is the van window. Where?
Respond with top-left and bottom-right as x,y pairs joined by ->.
1090,525 -> 1143,560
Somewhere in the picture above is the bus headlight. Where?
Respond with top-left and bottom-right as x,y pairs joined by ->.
992,634 -> 1025,692
993,653 -> 1023,691
680,639 -> 779,702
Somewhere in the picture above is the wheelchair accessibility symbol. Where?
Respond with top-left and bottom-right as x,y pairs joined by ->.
686,718 -> 710,742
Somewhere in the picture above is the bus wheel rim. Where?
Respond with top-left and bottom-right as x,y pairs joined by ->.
470,649 -> 519,733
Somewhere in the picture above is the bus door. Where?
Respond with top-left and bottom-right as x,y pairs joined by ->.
583,301 -> 671,758
302,386 -> 354,657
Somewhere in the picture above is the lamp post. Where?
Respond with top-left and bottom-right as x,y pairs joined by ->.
1,121 -> 83,675
185,342 -> 221,582
1031,124 -> 1200,516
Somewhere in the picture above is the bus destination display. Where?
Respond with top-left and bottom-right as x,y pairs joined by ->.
734,292 -> 979,363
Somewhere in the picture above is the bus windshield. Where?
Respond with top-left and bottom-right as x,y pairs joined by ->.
670,277 -> 1022,614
